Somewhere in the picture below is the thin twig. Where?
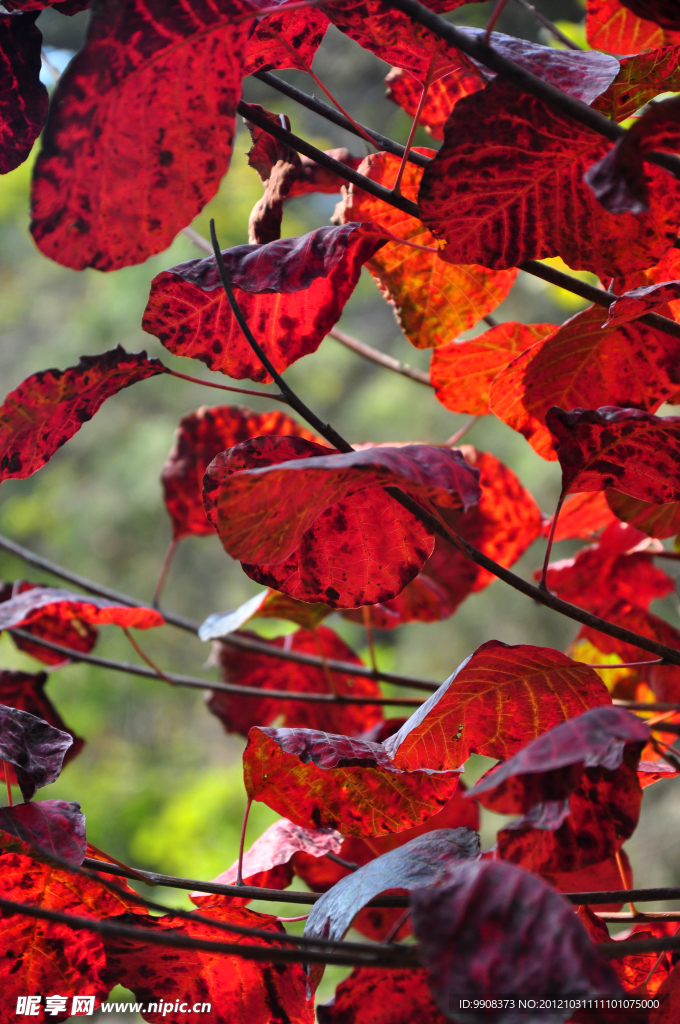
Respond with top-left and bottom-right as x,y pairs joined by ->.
328,327 -> 432,386
252,71 -> 430,168
40,50 -> 61,83
484,0 -> 508,44
3,762 -> 12,807
8,629 -> 426,705
392,52 -> 436,196
512,0 -> 581,49
153,539 -> 178,609
164,367 -> 288,404
444,416 -> 479,447
615,699 -> 680,711
362,605 -> 378,673
236,798 -> 252,887
615,848 -> 638,916
539,492 -> 565,590
122,629 -> 177,687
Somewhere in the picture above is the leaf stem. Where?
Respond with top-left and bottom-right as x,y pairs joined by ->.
362,605 -> 378,672
236,798 -> 253,886
444,416 -> 479,447
164,368 -> 288,404
484,0 -> 508,44
511,0 -> 581,49
122,628 -> 177,687
392,52 -> 436,196
538,492 -> 565,590
152,538 -> 178,609
328,326 -> 431,386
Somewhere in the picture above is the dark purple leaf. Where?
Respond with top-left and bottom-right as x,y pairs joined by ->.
0,12 -> 48,175
0,703 -> 73,800
410,860 -> 623,1023
0,799 -> 86,867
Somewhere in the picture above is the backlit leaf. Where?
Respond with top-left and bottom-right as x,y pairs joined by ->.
243,726 -> 461,837
419,79 -> 680,278
244,1 -> 329,75
0,703 -> 73,800
0,347 -> 164,484
190,818 -> 342,908
0,800 -> 86,867
203,436 -> 481,608
594,45 -> 680,123
383,640 -> 610,772
586,0 -> 680,53
0,586 -> 164,633
410,860 -> 623,1020
546,851 -> 633,912
162,405 -> 322,540
0,668 -> 84,767
1,580 -> 99,668
542,491 -> 618,543
490,306 -> 680,460
143,225 -> 383,383
317,968 -> 449,1024
200,590 -> 331,638
335,150 -> 517,348
207,625 -> 383,737
546,406 -> 680,502
0,11 -> 48,175
605,281 -> 680,326
385,65 -> 483,141
30,0 -> 254,271
105,903 -> 313,1024
605,488 -> 680,538
431,322 -> 554,416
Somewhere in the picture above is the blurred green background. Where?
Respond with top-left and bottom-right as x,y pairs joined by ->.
2,0 -> 680,1016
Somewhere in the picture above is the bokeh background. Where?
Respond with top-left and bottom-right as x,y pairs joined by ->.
2,0 -> 680,1017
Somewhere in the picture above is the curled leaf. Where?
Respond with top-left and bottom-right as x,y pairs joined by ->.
0,586 -> 163,633
0,799 -> 86,867
0,703 -> 73,800
0,668 -> 84,767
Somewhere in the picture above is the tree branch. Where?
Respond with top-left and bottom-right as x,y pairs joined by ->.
252,70 -> 430,168
7,628 -> 427,706
328,326 -> 432,386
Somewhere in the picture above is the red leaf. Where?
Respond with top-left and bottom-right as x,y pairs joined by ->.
586,96 -> 680,214
207,625 -> 383,737
586,0 -> 680,53
606,281 -> 680,326
541,522 -> 674,615
190,818 -> 342,908
0,11 -> 48,174
317,967 -> 449,1024
243,726 -> 461,837
104,903 -> 314,1024
335,150 -> 517,349
0,586 -> 164,633
577,908 -> 673,995
410,860 -> 622,1018
605,488 -> 680,538
244,2 -> 329,75
547,850 -> 633,912
1,579 -> 98,668
162,405 -> 323,540
3,0 -> 88,11
383,640 -> 610,772
594,45 -> 680,123
419,79 -> 680,278
344,448 -> 542,627
200,589 -> 331,637
304,828 -> 479,948
143,224 -> 383,383
543,491 -> 618,543
649,961 -> 680,1021
0,668 -> 84,768
30,0 -> 254,271
431,322 -> 554,416
490,304 -> 680,460
286,150 -> 364,199
0,799 -> 86,867
203,436 -> 480,608
385,65 -> 484,141
546,406 -> 680,503
0,848 -> 144,1016
0,703 -> 73,800
0,347 -> 164,483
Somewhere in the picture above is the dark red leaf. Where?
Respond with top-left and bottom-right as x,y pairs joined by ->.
431,322 -> 554,416
1,579 -> 98,668
243,726 -> 461,837
207,625 -> 383,737
344,448 -> 542,628
383,640 -> 610,772
467,704 -> 647,827
203,436 -> 480,608
30,0 -> 255,271
162,405 -> 323,540
0,347 -> 164,483
586,96 -> 680,214
577,907 -> 672,995
303,828 -> 479,949
0,703 -> 73,800
143,224 -> 383,383
410,860 -> 622,1020
547,850 -> 633,912
3,0 -> 89,12
541,522 -> 674,615
385,65 -> 484,142
317,967 -> 449,1024
587,0 -> 680,53
190,818 -> 342,908
0,799 -> 86,867
605,488 -> 680,538
490,305 -> 680,460
605,280 -> 680,326
0,11 -> 48,175
621,0 -> 680,31
334,150 -> 517,349
0,668 -> 84,767
546,406 -> 680,503
594,45 -> 680,123
0,585 -> 164,634
419,80 -> 680,278
244,1 -> 329,75
0,847 -> 144,1016
649,961 -> 680,1021
105,903 -> 314,1024
543,491 -> 618,543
